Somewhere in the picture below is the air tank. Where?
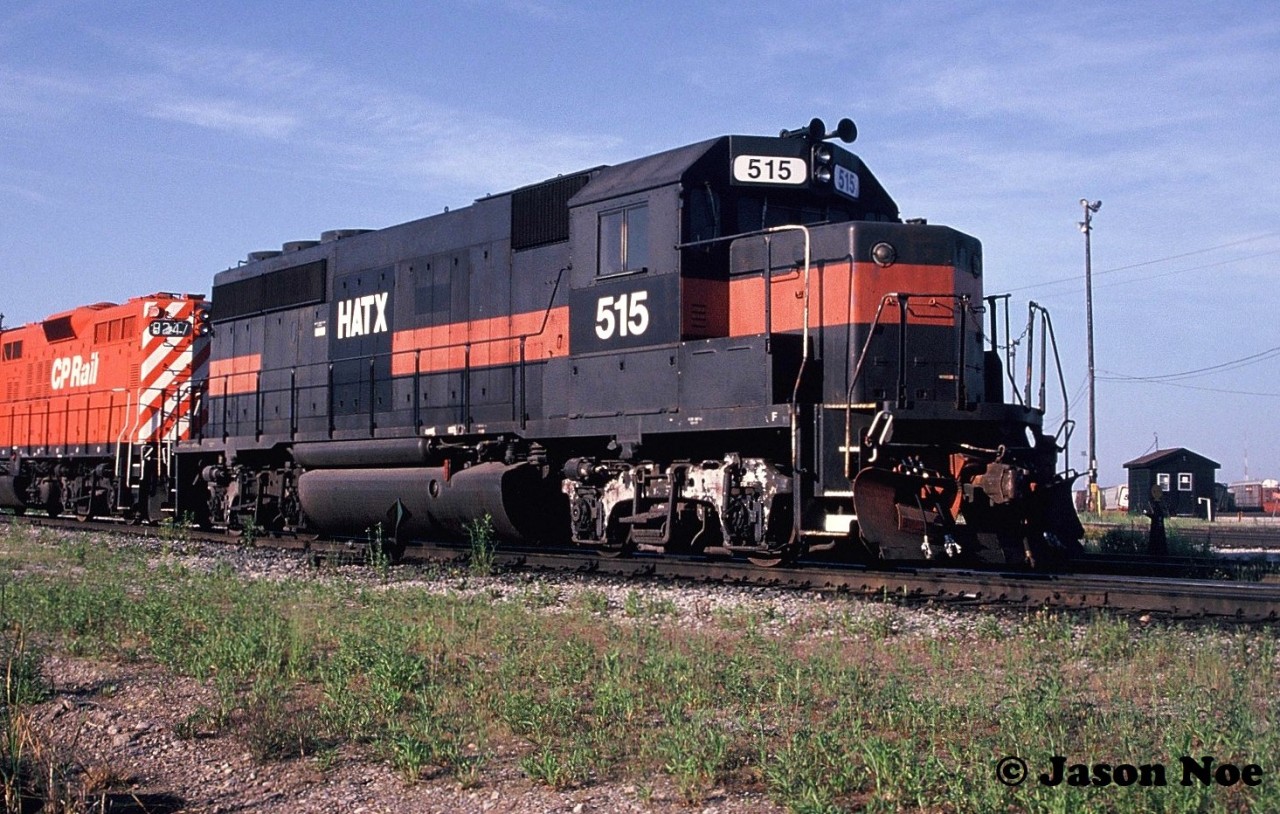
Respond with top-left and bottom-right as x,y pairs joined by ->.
0,473 -> 29,512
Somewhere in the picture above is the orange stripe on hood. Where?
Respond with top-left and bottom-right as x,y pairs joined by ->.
391,306 -> 569,376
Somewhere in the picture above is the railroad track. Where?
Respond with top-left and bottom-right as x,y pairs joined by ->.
7,513 -> 1280,622
399,547 -> 1280,622
1085,521 -> 1280,550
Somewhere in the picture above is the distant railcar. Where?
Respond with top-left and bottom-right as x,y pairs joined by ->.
0,294 -> 209,520
1228,481 -> 1280,515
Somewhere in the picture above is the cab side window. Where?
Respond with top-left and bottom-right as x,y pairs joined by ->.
598,203 -> 649,276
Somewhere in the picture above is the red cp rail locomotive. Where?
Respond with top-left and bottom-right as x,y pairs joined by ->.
1,118 -> 1083,566
0,294 -> 209,521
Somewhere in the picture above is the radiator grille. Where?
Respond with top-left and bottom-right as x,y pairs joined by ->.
511,172 -> 591,251
212,260 -> 327,322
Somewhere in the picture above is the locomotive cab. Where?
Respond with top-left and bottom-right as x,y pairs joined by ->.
551,120 -> 1080,564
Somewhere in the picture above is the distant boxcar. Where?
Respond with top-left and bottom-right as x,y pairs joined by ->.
1229,481 -> 1280,514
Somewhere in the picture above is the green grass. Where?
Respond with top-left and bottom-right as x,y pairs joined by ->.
1,523 -> 1278,812
0,613 -> 60,810
1085,522 -> 1216,557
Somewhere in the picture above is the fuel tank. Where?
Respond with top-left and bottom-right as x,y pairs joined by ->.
0,472 -> 30,512
296,461 -> 565,543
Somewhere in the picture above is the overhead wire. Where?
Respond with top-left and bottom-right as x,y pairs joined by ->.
1089,247 -> 1280,292
1045,374 -> 1088,432
1004,230 -> 1280,294
1005,229 -> 1280,396
1100,346 -> 1280,383
1095,366 -> 1280,396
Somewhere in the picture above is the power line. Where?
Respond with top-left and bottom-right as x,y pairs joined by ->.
1045,374 -> 1088,435
1090,231 -> 1280,276
1090,247 -> 1280,293
1100,346 -> 1280,383
1005,230 -> 1280,294
1097,371 -> 1280,398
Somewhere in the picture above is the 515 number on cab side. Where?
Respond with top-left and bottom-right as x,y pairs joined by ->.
569,275 -> 679,354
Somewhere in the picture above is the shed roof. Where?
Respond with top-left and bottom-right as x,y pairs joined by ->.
1123,447 -> 1221,469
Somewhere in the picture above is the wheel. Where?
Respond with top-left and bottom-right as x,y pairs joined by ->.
596,514 -> 634,558
747,553 -> 794,568
747,542 -> 800,568
596,540 -> 635,559
42,481 -> 63,518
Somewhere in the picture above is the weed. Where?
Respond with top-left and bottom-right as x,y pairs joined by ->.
0,624 -> 63,812
158,512 -> 194,543
0,626 -> 48,709
519,742 -> 592,789
174,705 -> 227,740
577,589 -> 610,614
466,514 -> 497,576
239,517 -> 260,547
453,753 -> 487,788
1089,523 -> 1212,557
841,605 -> 899,639
520,582 -> 561,609
1025,609 -> 1074,644
623,590 -> 677,619
4,530 -> 1280,812
241,681 -> 322,761
366,523 -> 392,578
974,614 -> 1004,640
634,782 -> 654,804
313,746 -> 340,774
657,715 -> 729,802
1081,613 -> 1134,661
390,732 -> 436,782
762,727 -> 861,811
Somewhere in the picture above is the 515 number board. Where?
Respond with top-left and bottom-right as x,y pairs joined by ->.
727,135 -> 809,189
568,274 -> 680,354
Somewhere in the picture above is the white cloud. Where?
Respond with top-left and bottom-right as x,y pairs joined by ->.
0,181 -> 47,205
147,98 -> 298,140
2,31 -> 631,198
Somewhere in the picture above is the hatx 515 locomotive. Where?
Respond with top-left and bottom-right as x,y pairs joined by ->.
1,118 -> 1083,567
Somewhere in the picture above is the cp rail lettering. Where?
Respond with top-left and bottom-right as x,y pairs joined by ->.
49,352 -> 100,390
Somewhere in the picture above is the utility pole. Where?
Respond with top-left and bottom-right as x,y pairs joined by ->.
1079,199 -> 1102,514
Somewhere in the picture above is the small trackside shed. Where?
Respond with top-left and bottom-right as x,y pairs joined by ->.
1123,448 -> 1220,517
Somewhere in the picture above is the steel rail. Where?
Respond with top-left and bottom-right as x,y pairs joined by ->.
6,514 -> 1280,622
401,545 -> 1280,622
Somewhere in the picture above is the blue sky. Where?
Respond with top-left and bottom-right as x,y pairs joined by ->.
2,1 -> 1278,487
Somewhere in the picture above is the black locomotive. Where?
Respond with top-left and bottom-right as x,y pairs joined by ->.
179,117 -> 1083,566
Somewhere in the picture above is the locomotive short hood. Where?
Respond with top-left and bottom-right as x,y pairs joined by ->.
567,135 -> 900,222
